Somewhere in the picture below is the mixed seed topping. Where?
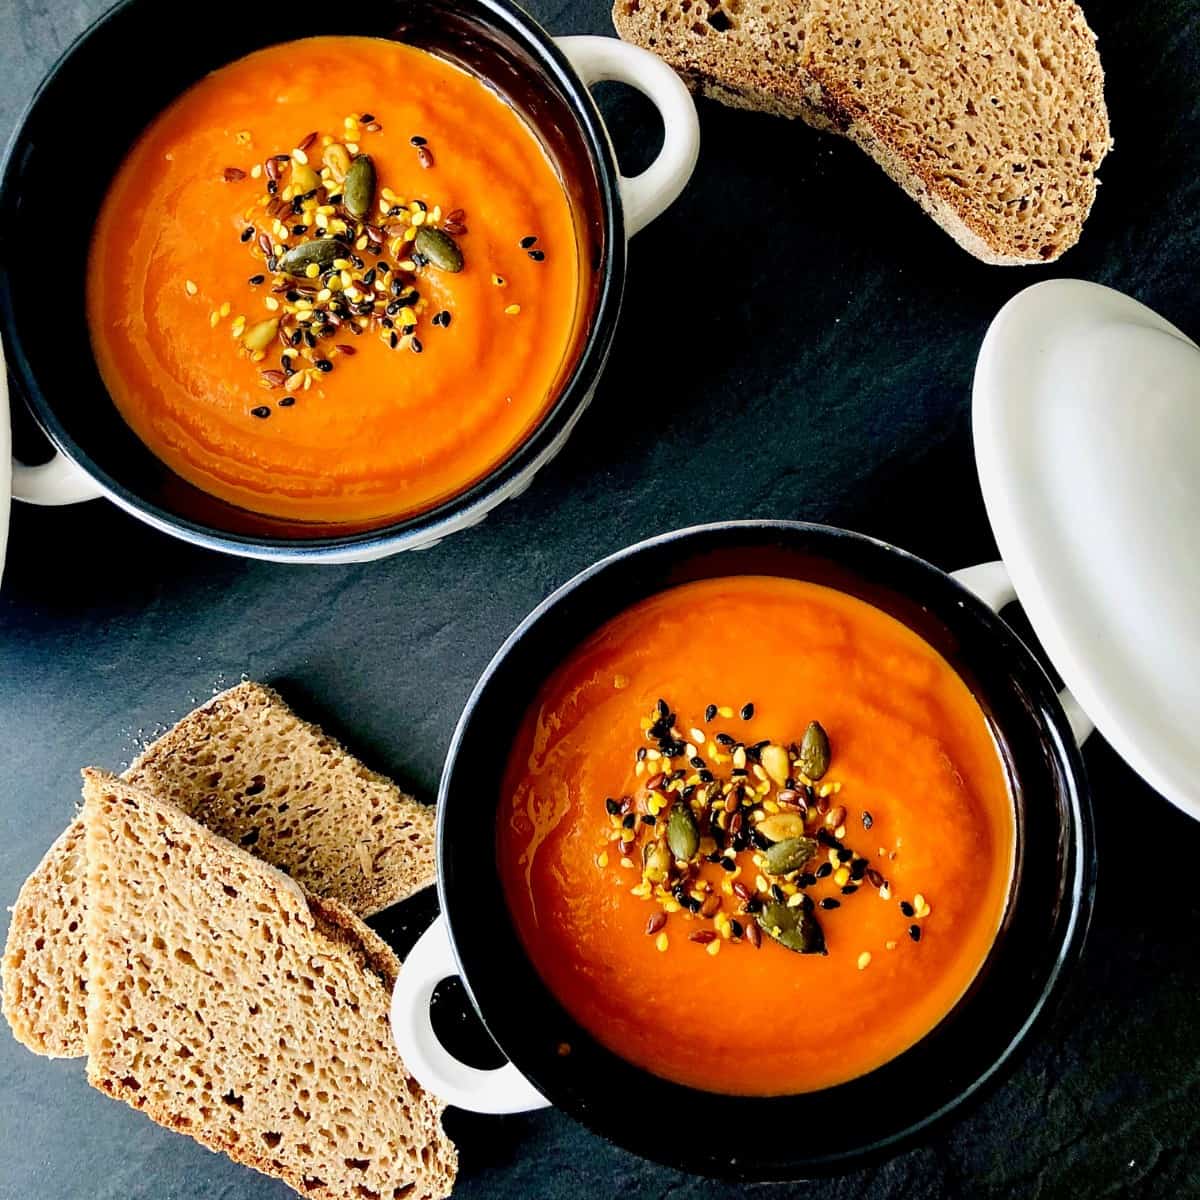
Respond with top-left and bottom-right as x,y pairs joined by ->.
187,115 -> 547,417
600,698 -> 932,965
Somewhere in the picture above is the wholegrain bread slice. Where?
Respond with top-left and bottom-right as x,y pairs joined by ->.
612,0 -> 1111,263
2,681 -> 435,1058
82,769 -> 456,1200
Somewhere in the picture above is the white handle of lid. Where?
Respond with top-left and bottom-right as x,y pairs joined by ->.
389,914 -> 550,1114
952,561 -> 1094,747
554,36 -> 699,238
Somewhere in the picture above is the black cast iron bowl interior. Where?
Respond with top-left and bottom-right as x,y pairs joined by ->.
437,520 -> 1095,1179
0,0 -> 619,559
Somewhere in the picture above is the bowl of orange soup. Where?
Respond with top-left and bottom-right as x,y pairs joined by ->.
391,521 -> 1095,1176
0,0 -> 697,560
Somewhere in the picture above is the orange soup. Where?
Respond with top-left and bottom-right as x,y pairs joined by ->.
87,37 -> 584,524
497,577 -> 1015,1095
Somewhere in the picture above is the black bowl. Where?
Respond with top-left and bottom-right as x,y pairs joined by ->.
0,0 -> 621,560
434,520 -> 1095,1177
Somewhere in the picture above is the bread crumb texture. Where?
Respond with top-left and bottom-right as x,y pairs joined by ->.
82,769 -> 456,1200
2,682 -> 435,1059
612,0 -> 1111,262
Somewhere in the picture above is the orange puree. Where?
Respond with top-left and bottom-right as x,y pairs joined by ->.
497,577 -> 1015,1095
87,37 -> 584,524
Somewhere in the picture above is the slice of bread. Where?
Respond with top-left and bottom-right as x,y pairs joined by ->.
612,0 -> 1111,264
82,769 -> 456,1200
2,682 -> 435,1058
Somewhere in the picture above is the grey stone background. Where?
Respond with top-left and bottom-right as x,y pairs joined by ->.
2,0 -> 1198,1196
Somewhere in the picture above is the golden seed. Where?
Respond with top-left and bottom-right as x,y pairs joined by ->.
761,744 -> 790,785
752,764 -> 767,782
505,304 -> 521,315
857,951 -> 872,971
185,279 -> 198,296
718,706 -> 734,718
613,674 -> 629,689
880,885 -> 892,900
834,825 -> 846,840
346,141 -> 360,155
291,147 -> 309,165
885,940 -> 897,950
655,932 -> 669,953
316,288 -> 332,303
230,315 -> 246,338
706,939 -> 721,957
209,311 -> 219,327
732,746 -> 747,770
218,301 -> 231,318
305,263 -> 320,279
786,892 -> 805,908
834,867 -> 850,887
755,874 -> 769,893
264,297 -> 280,311
596,851 -> 609,868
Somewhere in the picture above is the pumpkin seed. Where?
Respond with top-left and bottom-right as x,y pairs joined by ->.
666,801 -> 700,862
760,743 -> 791,786
241,317 -> 279,353
762,835 -> 819,875
343,154 -> 376,219
798,720 -> 831,780
413,226 -> 464,272
322,142 -> 351,182
276,238 -> 346,276
757,901 -> 826,955
642,841 -> 671,884
756,812 -> 807,843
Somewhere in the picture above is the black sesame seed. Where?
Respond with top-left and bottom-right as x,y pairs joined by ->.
286,290 -> 302,302
267,180 -> 278,195
528,249 -> 546,262
250,405 -> 270,419
380,317 -> 394,329
266,256 -> 279,272
519,235 -> 538,248
799,894 -> 815,912
841,885 -> 859,895
410,135 -> 427,146
686,896 -> 703,913
376,261 -> 389,275
605,797 -> 621,815
836,847 -> 852,863
862,811 -> 874,830
290,330 -> 303,346
401,324 -> 416,336
292,224 -> 308,236
909,924 -> 922,942
697,770 -> 714,783
689,756 -> 705,769
389,332 -> 399,349
706,852 -> 722,865
900,901 -> 915,917
248,274 -> 265,285
641,814 -> 656,826
771,884 -> 786,903
743,898 -> 762,915
816,862 -> 833,879
314,358 -> 332,373
636,747 -> 647,762
361,268 -> 376,287
682,784 -> 697,800
719,858 -> 737,873
704,704 -> 718,723
740,703 -> 755,720
797,872 -> 817,888
716,733 -> 736,747
730,919 -> 744,939
730,768 -> 748,779
819,898 -> 841,910
622,813 -> 636,829
850,859 -> 867,881
359,112 -> 375,123
239,226 -> 255,243
437,310 -> 452,327
656,698 -> 669,718
277,396 -> 295,407
327,194 -> 342,206
350,255 -> 365,269
304,331 -> 317,349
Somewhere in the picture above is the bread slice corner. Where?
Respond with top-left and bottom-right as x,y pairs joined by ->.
81,767 -> 456,1200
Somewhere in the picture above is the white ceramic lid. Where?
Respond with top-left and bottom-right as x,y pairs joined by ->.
974,278 -> 1200,819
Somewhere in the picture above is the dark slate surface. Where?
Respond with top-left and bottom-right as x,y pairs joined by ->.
2,0 -> 1199,1197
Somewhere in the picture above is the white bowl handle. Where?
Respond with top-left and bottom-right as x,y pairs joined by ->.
952,561 -> 1094,747
390,914 -> 550,1114
554,36 -> 699,238
1,335 -> 103,506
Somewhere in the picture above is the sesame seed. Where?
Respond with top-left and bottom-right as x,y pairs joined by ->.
655,932 -> 669,953
505,304 -> 521,315
185,280 -> 198,296
857,951 -> 872,970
